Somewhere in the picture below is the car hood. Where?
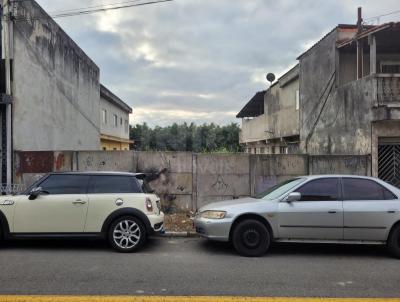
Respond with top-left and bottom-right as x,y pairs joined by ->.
199,197 -> 261,212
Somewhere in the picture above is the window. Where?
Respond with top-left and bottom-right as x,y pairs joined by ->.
113,114 -> 118,127
125,120 -> 129,133
279,146 -> 287,154
38,174 -> 90,194
102,109 -> 107,124
381,61 -> 400,74
89,176 -> 142,194
260,147 -> 265,154
295,90 -> 300,111
342,178 -> 397,201
120,117 -> 123,125
296,178 -> 339,201
257,178 -> 306,200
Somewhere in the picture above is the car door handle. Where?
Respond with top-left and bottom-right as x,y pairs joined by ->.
328,210 -> 338,214
388,210 -> 397,213
73,200 -> 86,205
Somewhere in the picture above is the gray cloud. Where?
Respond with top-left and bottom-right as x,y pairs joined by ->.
37,0 -> 400,126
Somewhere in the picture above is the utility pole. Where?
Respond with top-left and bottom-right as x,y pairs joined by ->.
1,0 -> 13,189
356,7 -> 364,80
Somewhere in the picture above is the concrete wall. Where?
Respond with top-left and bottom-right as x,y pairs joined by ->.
250,154 -> 308,196
100,96 -> 130,140
303,76 -> 376,155
12,1 -> 101,151
266,68 -> 300,140
14,150 -> 371,213
299,29 -> 338,154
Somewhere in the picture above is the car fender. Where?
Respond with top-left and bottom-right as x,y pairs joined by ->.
229,212 -> 275,240
101,207 -> 152,236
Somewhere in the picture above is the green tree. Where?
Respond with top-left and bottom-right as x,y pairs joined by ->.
130,122 -> 242,153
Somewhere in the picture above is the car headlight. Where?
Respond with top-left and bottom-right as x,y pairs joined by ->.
200,210 -> 226,219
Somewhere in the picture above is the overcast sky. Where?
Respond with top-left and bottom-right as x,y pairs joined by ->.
36,0 -> 400,127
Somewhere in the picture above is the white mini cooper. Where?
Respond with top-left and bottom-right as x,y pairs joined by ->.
0,172 -> 164,252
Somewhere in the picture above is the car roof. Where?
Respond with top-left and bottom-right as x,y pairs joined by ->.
302,174 -> 380,181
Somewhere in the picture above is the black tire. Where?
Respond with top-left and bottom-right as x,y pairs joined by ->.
387,223 -> 400,258
232,219 -> 271,257
108,216 -> 146,253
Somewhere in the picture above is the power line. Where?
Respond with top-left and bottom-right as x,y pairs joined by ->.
48,0 -> 146,15
364,9 -> 400,21
52,0 -> 173,19
7,0 -> 173,22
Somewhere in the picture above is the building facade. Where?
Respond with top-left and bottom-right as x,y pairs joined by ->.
238,16 -> 400,186
100,85 -> 133,151
237,65 -> 300,154
0,0 -> 132,186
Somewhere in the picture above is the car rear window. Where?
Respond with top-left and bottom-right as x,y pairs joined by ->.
342,178 -> 397,200
88,175 -> 143,194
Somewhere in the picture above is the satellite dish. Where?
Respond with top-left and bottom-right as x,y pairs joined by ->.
266,73 -> 275,84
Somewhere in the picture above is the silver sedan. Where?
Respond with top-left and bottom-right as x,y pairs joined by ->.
194,175 -> 400,257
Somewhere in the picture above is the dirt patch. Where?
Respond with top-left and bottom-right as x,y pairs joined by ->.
164,213 -> 195,232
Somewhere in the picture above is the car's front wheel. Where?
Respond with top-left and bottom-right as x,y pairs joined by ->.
388,223 -> 400,258
232,219 -> 271,257
108,216 -> 146,253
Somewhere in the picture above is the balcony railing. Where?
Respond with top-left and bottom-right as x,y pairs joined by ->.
376,74 -> 400,104
239,115 -> 267,144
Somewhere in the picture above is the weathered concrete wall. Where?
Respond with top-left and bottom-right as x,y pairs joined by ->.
77,151 -> 136,172
304,77 -> 375,155
134,151 -> 193,213
298,26 -> 386,156
250,154 -> 308,196
12,1 -> 101,151
196,154 -> 250,208
299,29 -> 338,154
266,66 -> 300,140
14,151 -> 372,212
309,155 -> 371,176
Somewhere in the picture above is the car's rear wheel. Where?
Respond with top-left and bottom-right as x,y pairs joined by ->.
388,223 -> 400,258
232,219 -> 270,257
108,216 -> 146,253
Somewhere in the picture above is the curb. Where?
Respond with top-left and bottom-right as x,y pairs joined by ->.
158,231 -> 198,238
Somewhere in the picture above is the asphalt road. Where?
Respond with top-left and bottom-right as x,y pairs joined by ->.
0,237 -> 399,297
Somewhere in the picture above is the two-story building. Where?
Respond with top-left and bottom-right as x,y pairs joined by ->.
237,12 -> 400,186
299,20 -> 400,185
237,65 -> 299,154
0,0 -> 133,186
100,85 -> 133,151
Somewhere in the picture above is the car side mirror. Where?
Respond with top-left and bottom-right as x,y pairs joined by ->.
283,192 -> 301,203
28,187 -> 49,200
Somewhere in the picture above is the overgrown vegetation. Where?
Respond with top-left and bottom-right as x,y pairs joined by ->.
130,122 -> 242,153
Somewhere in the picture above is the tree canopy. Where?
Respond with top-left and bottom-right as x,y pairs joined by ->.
130,122 -> 241,153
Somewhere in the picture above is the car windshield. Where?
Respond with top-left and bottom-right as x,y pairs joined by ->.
256,178 -> 306,200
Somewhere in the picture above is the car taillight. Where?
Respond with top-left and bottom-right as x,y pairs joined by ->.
145,197 -> 153,212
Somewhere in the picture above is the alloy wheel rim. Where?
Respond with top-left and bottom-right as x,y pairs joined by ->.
113,220 -> 141,249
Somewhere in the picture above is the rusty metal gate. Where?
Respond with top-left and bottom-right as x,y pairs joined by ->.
378,143 -> 400,187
